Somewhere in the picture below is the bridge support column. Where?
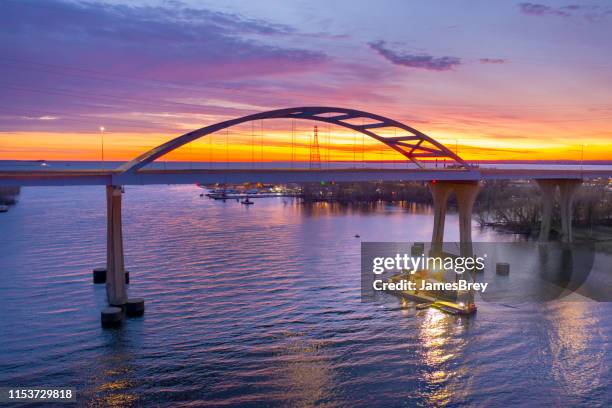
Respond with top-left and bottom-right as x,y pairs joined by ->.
106,185 -> 127,306
429,182 -> 451,244
559,180 -> 582,243
535,180 -> 557,242
428,181 -> 481,252
536,179 -> 582,243
455,182 -> 481,255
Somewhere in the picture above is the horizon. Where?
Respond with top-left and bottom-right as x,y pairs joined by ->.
2,0 -> 612,162
3,159 -> 612,165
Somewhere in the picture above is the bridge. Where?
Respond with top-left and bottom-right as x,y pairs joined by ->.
1,106 -> 609,311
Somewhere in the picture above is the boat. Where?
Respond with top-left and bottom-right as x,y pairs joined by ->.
0,204 -> 8,213
241,197 -> 254,205
431,299 -> 477,315
386,271 -> 477,315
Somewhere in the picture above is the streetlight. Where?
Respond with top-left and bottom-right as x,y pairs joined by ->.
580,143 -> 588,173
99,126 -> 105,168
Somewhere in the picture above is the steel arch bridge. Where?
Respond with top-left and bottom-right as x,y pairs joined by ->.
117,106 -> 470,174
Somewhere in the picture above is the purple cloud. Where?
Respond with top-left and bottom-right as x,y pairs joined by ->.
0,0 -> 339,132
518,3 -> 612,20
0,0 -> 327,83
479,58 -> 508,64
368,41 -> 460,71
518,3 -> 571,17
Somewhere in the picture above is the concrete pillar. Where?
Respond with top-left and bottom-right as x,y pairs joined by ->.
454,182 -> 481,245
535,180 -> 558,242
536,179 -> 582,243
558,180 -> 582,243
429,181 -> 480,257
429,182 -> 452,244
106,185 -> 127,306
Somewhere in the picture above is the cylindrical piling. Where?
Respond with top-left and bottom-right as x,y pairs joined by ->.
93,267 -> 107,284
411,243 -> 425,256
496,262 -> 510,275
101,306 -> 123,327
125,298 -> 145,317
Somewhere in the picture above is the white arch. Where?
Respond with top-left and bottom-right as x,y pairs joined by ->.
117,106 -> 470,173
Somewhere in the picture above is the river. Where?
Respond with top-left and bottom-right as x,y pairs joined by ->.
0,185 -> 610,407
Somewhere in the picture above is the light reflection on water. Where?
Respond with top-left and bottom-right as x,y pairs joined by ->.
0,185 -> 610,407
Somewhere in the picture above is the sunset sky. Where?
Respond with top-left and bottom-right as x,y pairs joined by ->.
1,0 -> 612,162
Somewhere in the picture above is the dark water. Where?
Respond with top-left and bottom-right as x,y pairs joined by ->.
0,186 -> 610,407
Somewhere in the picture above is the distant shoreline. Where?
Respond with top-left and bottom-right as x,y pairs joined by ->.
2,159 -> 612,165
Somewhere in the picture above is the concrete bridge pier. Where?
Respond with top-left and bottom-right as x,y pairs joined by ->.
536,180 -> 557,242
106,185 -> 128,306
428,181 -> 481,254
456,182 -> 481,256
536,179 -> 582,243
559,180 -> 582,243
430,182 -> 452,244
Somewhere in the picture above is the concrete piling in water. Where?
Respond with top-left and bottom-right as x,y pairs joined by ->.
99,185 -> 141,326
93,267 -> 107,284
106,185 -> 128,306
101,306 -> 123,328
125,298 -> 145,317
496,262 -> 510,275
411,243 -> 425,256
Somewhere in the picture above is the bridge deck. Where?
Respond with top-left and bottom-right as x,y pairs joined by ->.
0,168 -> 610,186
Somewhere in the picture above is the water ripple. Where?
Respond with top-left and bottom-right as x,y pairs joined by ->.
0,185 -> 611,407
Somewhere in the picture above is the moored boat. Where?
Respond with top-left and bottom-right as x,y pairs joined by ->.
386,271 -> 477,315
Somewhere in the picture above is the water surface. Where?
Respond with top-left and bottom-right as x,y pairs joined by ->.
0,185 -> 610,407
